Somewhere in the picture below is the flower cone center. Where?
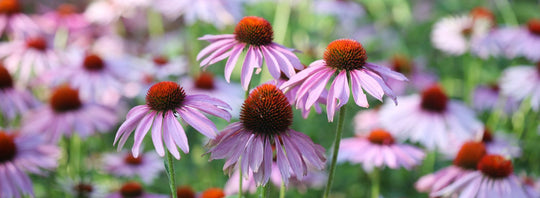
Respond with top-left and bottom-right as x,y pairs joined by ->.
152,55 -> 168,67
420,85 -> 448,113
83,54 -> 105,71
390,54 -> 412,75
478,155 -> 513,179
240,84 -> 292,136
57,4 -> 77,16
124,153 -> 143,165
470,7 -> 495,25
120,182 -> 143,198
324,39 -> 367,71
26,37 -> 47,51
527,19 -> 540,36
0,0 -> 20,15
50,86 -> 83,113
482,128 -> 493,143
194,72 -> 215,90
176,186 -> 196,198
0,65 -> 13,90
201,188 -> 225,198
453,141 -> 486,170
146,81 -> 186,111
367,129 -> 395,145
74,183 -> 93,197
234,16 -> 274,46
0,132 -> 17,163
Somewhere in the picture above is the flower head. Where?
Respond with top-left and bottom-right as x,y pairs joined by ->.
197,16 -> 303,90
0,130 -> 60,198
338,128 -> 425,171
281,39 -> 407,121
207,84 -> 326,186
433,154 -> 531,197
114,81 -> 231,159
22,86 -> 117,142
500,64 -> 540,111
107,182 -> 166,198
102,151 -> 164,184
0,64 -> 38,121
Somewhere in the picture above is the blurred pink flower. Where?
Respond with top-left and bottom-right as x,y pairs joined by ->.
114,81 -> 231,159
0,35 -> 60,86
379,85 -> 482,153
380,55 -> 438,96
153,0 -> 242,29
207,84 -> 326,186
499,64 -> 540,111
497,19 -> 540,62
281,39 -> 407,121
22,86 -> 117,142
102,151 -> 164,184
415,141 -> 486,194
0,65 -> 38,121
107,182 -> 167,198
35,4 -> 89,34
198,16 -> 303,90
481,128 -> 521,158
338,129 -> 425,172
433,155 -> 531,197
472,84 -> 519,114
0,0 -> 38,37
0,129 -> 60,198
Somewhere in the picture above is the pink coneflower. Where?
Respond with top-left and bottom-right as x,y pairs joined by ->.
338,129 -> 425,172
114,81 -> 231,159
0,35 -> 60,85
22,86 -> 117,142
107,182 -> 166,198
142,55 -> 188,81
0,0 -> 38,37
0,65 -> 38,121
431,7 -> 495,55
472,84 -> 519,114
499,19 -> 540,61
176,186 -> 196,198
102,151 -> 164,184
197,16 -> 303,90
379,85 -> 482,152
153,0 -> 242,29
207,84 -> 326,185
482,128 -> 521,158
36,4 -> 89,34
59,178 -> 107,198
522,175 -> 540,197
281,39 -> 407,121
499,63 -> 540,111
200,188 -> 226,198
276,70 -> 327,119
433,154 -> 532,197
0,129 -> 60,198
42,50 -> 134,106
179,72 -> 244,118
415,141 -> 487,194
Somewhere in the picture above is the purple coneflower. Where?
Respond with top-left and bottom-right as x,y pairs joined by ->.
415,141 -> 487,194
431,7 -> 495,55
42,50 -> 134,106
197,16 -> 303,90
180,72 -> 244,118
433,154 -> 532,197
200,188 -> 226,198
502,19 -> 540,61
22,86 -> 117,142
281,39 -> 407,121
207,84 -> 326,185
499,63 -> 540,111
382,55 -> 438,96
114,81 -> 231,159
0,65 -> 38,121
102,151 -> 164,184
0,129 -> 60,198
0,0 -> 38,37
36,4 -> 89,34
153,0 -> 242,29
107,182 -> 166,198
379,85 -> 482,152
0,35 -> 60,85
59,178 -> 107,198
142,55 -> 187,81
339,129 -> 425,171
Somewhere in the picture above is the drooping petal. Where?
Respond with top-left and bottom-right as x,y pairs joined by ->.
224,43 -> 246,83
151,112 -> 165,156
132,112 -> 156,157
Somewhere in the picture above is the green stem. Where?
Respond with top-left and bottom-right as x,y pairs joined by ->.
495,0 -> 518,26
272,0 -> 292,44
259,184 -> 269,198
238,160 -> 243,198
147,10 -> 164,37
323,105 -> 347,198
279,180 -> 286,198
166,151 -> 178,198
370,168 -> 380,198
